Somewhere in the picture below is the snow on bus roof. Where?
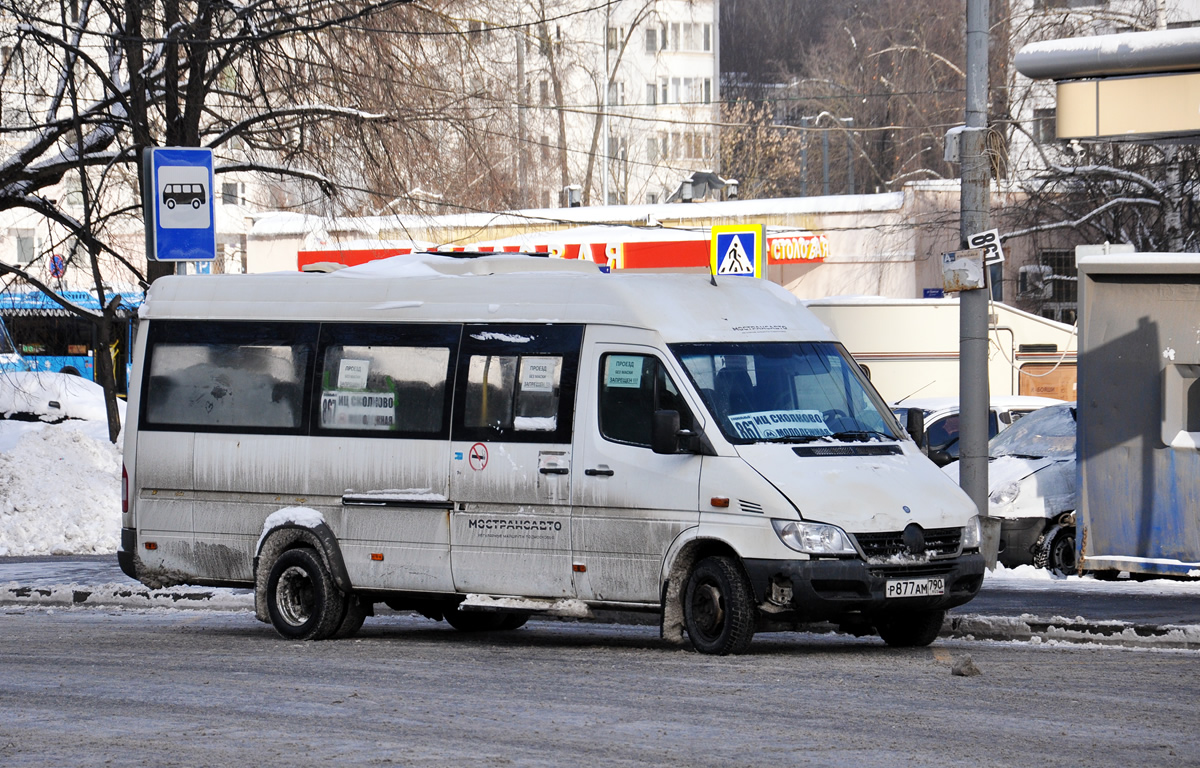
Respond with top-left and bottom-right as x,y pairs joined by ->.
141,254 -> 834,344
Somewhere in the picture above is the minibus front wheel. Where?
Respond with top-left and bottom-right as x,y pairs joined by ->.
683,556 -> 756,655
266,548 -> 348,641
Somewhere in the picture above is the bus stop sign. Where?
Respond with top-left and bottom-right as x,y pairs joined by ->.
143,147 -> 216,262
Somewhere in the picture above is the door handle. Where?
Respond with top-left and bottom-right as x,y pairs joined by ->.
584,467 -> 615,477
539,466 -> 569,475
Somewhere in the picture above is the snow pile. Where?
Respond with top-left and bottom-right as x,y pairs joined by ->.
0,423 -> 121,556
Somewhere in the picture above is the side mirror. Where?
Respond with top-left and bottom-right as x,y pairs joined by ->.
906,408 -> 926,451
652,409 -> 682,454
928,449 -> 953,467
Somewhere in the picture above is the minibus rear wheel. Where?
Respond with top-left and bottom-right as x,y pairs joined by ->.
683,556 -> 756,655
266,548 -> 347,641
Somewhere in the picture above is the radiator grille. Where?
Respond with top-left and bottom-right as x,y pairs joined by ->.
853,526 -> 962,560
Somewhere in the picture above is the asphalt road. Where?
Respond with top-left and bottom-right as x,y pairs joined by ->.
0,606 -> 1196,767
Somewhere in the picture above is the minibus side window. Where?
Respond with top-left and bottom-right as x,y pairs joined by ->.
453,324 -> 583,444
142,321 -> 316,433
598,353 -> 693,447
314,323 -> 458,438
463,355 -> 563,432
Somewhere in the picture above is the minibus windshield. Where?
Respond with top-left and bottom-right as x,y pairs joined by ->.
672,341 -> 900,445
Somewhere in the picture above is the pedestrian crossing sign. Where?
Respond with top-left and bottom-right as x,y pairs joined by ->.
711,225 -> 765,279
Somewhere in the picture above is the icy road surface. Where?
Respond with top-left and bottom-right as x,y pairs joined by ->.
0,607 -> 1195,767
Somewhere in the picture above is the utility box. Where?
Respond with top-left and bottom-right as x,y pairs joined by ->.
1077,254 -> 1200,578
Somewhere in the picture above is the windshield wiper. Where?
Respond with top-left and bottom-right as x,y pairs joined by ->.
827,430 -> 894,443
995,452 -> 1044,460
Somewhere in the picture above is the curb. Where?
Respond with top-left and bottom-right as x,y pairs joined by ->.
0,583 -> 253,611
945,613 -> 1200,650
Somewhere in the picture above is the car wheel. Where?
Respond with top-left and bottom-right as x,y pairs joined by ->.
683,555 -> 756,655
166,198 -> 175,209
876,609 -> 945,648
1034,524 -> 1077,577
266,548 -> 347,641
191,198 -> 201,209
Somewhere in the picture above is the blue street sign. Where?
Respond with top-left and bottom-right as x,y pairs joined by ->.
710,225 -> 765,278
48,253 -> 66,278
143,147 -> 216,262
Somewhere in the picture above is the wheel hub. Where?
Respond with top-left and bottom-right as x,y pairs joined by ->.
276,565 -> 315,626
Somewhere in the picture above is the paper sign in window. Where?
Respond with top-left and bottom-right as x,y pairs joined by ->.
520,357 -> 557,392
606,355 -> 644,388
338,358 -> 370,389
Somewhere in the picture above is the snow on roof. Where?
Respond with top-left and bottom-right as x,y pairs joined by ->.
142,254 -> 833,344
1016,27 -> 1200,80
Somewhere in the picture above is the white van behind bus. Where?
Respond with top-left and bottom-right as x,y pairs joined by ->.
119,254 -> 984,654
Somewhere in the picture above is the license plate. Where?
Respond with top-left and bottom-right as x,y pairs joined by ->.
886,577 -> 945,598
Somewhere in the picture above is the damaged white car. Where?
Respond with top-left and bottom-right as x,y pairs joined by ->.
945,402 -> 1077,575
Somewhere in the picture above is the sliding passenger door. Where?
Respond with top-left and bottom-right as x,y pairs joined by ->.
448,324 -> 583,598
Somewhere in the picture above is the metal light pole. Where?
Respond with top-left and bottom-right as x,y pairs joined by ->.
960,0 -> 994,558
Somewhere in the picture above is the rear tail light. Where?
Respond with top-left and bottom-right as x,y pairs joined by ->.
121,464 -> 128,514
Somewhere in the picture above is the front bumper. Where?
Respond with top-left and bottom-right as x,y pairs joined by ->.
996,517 -> 1050,567
743,552 -> 985,622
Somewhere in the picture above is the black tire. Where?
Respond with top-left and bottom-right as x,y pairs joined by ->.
498,613 -> 529,630
683,556 -> 757,655
266,548 -> 347,641
166,198 -> 176,209
333,593 -> 368,639
876,609 -> 945,648
443,605 -> 508,632
191,198 -> 201,209
1034,524 -> 1077,577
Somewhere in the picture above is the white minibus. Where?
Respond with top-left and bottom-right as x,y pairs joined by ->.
119,254 -> 984,654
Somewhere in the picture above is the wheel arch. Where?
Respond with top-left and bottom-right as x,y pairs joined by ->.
659,533 -> 747,645
253,515 -> 351,624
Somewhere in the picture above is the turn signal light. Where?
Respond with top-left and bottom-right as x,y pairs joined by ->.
710,496 -> 730,508
371,553 -> 384,561
572,563 -> 587,573
144,542 -> 158,550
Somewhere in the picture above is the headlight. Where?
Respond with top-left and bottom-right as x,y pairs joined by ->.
989,481 -> 1020,506
962,515 -> 982,550
772,519 -> 857,556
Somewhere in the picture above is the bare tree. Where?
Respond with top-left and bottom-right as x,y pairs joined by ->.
0,0 -> 514,441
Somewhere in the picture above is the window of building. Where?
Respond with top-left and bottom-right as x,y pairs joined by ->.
1033,107 -> 1057,145
647,136 -> 659,163
645,27 -> 657,53
670,23 -> 680,50
703,23 -> 712,51
221,182 -> 240,205
646,82 -> 657,106
539,80 -> 549,106
660,78 -> 669,104
704,78 -> 712,104
14,230 -> 34,264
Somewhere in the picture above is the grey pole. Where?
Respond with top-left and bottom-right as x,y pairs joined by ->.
844,117 -> 855,195
822,126 -> 830,196
960,0 -> 992,549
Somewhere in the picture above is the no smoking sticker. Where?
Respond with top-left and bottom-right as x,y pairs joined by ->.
469,443 -> 488,471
